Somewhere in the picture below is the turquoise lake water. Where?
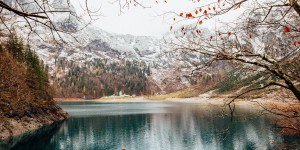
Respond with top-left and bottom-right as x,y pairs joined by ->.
2,101 -> 299,150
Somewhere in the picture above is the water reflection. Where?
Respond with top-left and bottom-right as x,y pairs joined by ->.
0,122 -> 63,150
5,102 -> 299,150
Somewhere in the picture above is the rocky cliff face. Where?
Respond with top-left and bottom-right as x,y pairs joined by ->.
0,104 -> 68,142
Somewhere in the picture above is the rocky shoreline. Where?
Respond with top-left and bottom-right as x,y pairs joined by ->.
0,104 -> 68,142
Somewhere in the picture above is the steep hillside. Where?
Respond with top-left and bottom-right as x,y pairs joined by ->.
0,37 -> 68,141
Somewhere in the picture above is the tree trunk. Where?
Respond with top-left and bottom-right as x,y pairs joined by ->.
285,80 -> 300,100
290,0 -> 300,16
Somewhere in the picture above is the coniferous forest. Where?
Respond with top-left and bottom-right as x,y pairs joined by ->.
0,34 -> 56,117
53,59 -> 155,98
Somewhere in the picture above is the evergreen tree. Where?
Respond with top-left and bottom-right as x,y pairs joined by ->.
6,34 -> 24,62
2,33 -> 54,101
24,44 -> 34,65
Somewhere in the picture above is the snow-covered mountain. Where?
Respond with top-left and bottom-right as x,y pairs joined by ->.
0,0 -> 199,93
32,25 -> 167,67
37,24 -> 197,93
1,0 -> 225,94
4,0 -> 298,95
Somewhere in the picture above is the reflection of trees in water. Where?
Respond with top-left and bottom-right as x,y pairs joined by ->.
48,106 -> 284,149
54,115 -> 151,150
148,105 -> 278,150
7,104 -> 296,150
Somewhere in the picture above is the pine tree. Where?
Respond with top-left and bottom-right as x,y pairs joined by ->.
2,33 -> 54,102
24,44 -> 34,65
6,34 -> 24,62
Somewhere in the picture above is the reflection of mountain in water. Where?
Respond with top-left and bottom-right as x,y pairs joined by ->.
5,102 -> 299,150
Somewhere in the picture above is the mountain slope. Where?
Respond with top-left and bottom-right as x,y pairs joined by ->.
3,0 -> 198,95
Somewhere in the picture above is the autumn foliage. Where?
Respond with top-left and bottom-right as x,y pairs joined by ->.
0,34 -> 55,118
170,0 -> 300,48
52,59 -> 157,98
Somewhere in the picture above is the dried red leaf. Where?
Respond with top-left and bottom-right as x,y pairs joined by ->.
227,32 -> 231,36
186,13 -> 193,18
284,26 -> 291,32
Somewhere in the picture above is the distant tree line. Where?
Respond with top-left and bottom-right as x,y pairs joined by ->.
53,58 -> 152,98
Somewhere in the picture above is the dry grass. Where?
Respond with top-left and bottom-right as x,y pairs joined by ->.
146,85 -> 203,100
100,95 -> 137,100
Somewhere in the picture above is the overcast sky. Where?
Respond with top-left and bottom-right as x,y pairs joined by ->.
71,0 -> 243,38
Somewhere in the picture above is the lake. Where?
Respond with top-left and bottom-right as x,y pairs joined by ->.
2,101 -> 299,150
